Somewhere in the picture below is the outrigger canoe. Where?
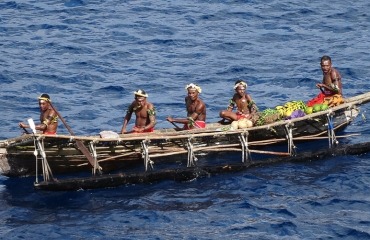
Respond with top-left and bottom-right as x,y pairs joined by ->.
1,91 -> 370,190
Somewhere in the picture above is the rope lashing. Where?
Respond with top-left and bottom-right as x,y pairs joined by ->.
284,123 -> 297,156
141,139 -> 153,171
88,141 -> 102,175
326,110 -> 338,148
186,137 -> 197,167
33,136 -> 53,183
238,131 -> 251,163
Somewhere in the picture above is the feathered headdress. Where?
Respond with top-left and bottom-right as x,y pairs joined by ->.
233,81 -> 247,90
185,83 -> 202,93
134,89 -> 148,98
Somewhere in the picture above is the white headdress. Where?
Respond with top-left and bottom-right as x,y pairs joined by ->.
233,81 -> 247,90
134,89 -> 148,98
185,83 -> 202,93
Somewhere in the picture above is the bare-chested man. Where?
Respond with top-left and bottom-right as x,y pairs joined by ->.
307,55 -> 343,107
317,55 -> 342,95
166,83 -> 206,130
219,80 -> 258,122
120,89 -> 156,134
19,93 -> 58,135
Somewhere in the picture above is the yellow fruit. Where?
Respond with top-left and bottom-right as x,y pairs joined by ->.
275,106 -> 284,110
231,121 -> 239,130
305,107 -> 313,114
277,109 -> 284,117
238,119 -> 253,129
285,110 -> 293,117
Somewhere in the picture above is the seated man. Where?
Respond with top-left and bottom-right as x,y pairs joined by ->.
19,93 -> 58,135
307,55 -> 344,107
120,89 -> 156,134
219,80 -> 258,123
166,83 -> 206,130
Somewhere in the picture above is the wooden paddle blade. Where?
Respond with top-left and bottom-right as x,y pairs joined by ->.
49,102 -> 100,170
27,118 -> 37,134
75,140 -> 96,168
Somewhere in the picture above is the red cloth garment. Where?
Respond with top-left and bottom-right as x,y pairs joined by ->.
307,92 -> 326,107
184,121 -> 206,130
236,112 -> 249,120
133,126 -> 154,133
307,92 -> 344,107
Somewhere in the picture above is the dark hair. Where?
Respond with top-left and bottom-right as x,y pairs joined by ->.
234,79 -> 245,85
40,93 -> 50,99
321,55 -> 332,63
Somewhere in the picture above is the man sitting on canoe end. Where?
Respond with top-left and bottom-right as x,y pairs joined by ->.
19,93 -> 58,135
166,83 -> 206,130
307,55 -> 344,107
120,89 -> 156,134
219,80 -> 258,124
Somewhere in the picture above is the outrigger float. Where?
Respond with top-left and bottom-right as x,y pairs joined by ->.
1,91 -> 370,191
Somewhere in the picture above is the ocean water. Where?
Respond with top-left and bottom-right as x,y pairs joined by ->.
1,0 -> 370,239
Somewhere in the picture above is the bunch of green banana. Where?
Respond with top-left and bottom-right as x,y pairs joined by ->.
256,108 -> 280,126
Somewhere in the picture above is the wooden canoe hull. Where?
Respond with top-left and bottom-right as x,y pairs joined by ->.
2,90 -> 370,178
0,105 -> 359,177
34,141 -> 370,191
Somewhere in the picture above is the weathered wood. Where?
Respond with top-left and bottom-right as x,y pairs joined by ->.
34,141 -> 370,191
1,91 -> 368,178
49,102 -> 100,173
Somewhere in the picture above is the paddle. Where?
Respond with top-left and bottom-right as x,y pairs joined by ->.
167,119 -> 183,131
21,126 -> 30,134
169,121 -> 181,129
49,102 -> 100,172
319,87 -> 325,94
27,118 -> 37,134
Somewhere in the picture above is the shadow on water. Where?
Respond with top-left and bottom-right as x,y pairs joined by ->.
2,171 -> 221,214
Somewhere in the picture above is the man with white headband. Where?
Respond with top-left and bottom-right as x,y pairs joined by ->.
219,80 -> 258,123
120,89 -> 156,134
19,93 -> 58,135
166,83 -> 206,130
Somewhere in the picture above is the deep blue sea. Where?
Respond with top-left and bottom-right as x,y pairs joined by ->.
1,0 -> 370,239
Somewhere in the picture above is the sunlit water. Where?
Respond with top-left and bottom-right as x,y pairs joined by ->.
1,0 -> 370,239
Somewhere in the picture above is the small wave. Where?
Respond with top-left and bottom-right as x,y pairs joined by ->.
64,0 -> 85,8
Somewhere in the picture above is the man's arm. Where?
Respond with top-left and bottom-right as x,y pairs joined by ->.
190,101 -> 205,121
317,69 -> 342,94
246,95 -> 258,113
41,110 -> 57,129
166,103 -> 201,125
19,112 -> 54,131
330,70 -> 342,94
226,98 -> 235,112
145,104 -> 156,130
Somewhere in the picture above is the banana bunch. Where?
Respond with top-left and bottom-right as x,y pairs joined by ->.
323,94 -> 344,107
256,108 -> 281,126
275,100 -> 307,118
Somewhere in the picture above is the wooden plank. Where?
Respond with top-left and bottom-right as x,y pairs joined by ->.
34,141 -> 370,191
2,91 -> 369,178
